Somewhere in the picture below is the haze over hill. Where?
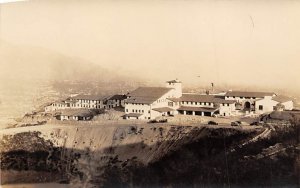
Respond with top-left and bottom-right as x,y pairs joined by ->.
1,0 -> 300,95
0,41 -> 141,126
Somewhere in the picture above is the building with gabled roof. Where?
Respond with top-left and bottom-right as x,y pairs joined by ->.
124,85 -> 179,120
225,91 -> 276,98
255,95 -> 294,113
55,109 -> 94,121
124,79 -> 238,119
224,90 -> 277,112
45,94 -> 105,112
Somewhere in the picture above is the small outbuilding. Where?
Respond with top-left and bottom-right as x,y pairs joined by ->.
56,109 -> 94,121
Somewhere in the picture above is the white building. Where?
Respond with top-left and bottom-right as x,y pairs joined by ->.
177,94 -> 236,117
225,91 -> 293,114
124,79 -> 237,120
124,86 -> 178,120
255,95 -> 294,114
56,109 -> 94,121
225,91 -> 276,112
45,95 -> 105,112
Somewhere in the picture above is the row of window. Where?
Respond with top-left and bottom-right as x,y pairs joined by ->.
127,103 -> 146,105
126,109 -> 150,114
74,99 -> 102,103
157,99 -> 166,103
52,103 -> 101,109
181,101 -> 213,106
227,96 -> 256,100
221,103 -> 230,107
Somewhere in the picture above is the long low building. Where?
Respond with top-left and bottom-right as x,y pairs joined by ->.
45,95 -> 106,112
55,109 -> 94,121
225,91 -> 294,114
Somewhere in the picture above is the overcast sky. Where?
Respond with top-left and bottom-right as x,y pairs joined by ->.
0,0 -> 299,92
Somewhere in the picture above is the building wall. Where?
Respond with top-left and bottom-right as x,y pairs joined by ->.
180,101 -> 214,108
165,82 -> 182,98
282,101 -> 293,110
255,98 -> 278,114
125,90 -> 176,120
219,103 -> 236,116
46,99 -> 104,112
125,103 -> 151,120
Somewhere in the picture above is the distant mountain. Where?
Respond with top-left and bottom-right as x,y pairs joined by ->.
0,41 -> 139,84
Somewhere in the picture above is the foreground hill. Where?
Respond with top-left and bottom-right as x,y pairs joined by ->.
0,111 -> 299,187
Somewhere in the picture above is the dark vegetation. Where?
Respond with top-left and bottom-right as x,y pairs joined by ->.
98,123 -> 299,188
0,132 -> 83,184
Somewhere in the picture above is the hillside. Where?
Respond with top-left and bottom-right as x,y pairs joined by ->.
0,41 -> 141,127
0,112 -> 299,187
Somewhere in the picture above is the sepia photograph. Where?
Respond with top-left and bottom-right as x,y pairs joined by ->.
0,0 -> 299,187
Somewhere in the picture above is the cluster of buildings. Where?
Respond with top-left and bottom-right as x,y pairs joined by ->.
44,94 -> 126,121
123,79 -> 294,120
44,79 -> 294,121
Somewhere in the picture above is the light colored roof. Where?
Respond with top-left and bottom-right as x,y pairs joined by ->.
152,107 -> 175,113
125,113 -> 143,117
272,95 -> 293,103
178,106 -> 218,112
180,94 -> 236,104
71,94 -> 105,101
58,109 -> 93,117
225,91 -> 275,98
126,87 -> 172,104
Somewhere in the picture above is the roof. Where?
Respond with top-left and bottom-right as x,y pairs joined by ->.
126,87 -> 172,104
272,95 -> 293,103
180,94 -> 236,104
64,99 -> 77,104
166,79 -> 181,83
178,106 -> 218,112
125,113 -> 143,117
108,94 -> 127,101
225,91 -> 275,98
152,107 -> 175,113
167,98 -> 182,102
52,100 -> 68,105
58,109 -> 93,117
71,94 -> 105,101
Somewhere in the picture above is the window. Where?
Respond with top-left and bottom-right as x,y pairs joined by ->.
259,105 -> 263,110
142,110 -> 144,113
227,104 -> 229,106
132,109 -> 134,112
233,96 -> 236,98
126,109 -> 128,112
148,110 -> 150,113
168,102 -> 174,107
204,102 -> 206,105
191,102 -> 194,105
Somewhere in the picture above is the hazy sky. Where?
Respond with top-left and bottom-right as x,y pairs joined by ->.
0,0 -> 300,91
